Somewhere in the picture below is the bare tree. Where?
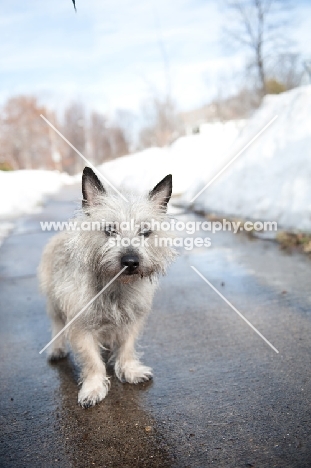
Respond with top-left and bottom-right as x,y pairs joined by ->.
0,96 -> 54,170
61,102 -> 86,174
89,111 -> 131,163
109,124 -> 129,158
222,0 -> 295,95
0,94 -> 133,173
88,111 -> 112,164
115,109 -> 136,153
271,52 -> 304,90
138,94 -> 183,149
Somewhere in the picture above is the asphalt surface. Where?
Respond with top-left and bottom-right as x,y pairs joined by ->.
0,185 -> 311,468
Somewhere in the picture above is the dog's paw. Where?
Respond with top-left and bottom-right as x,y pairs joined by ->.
115,361 -> 153,384
78,377 -> 109,408
48,347 -> 68,362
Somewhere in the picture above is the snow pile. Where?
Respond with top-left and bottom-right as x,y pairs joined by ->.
181,85 -> 311,231
0,170 -> 77,218
98,120 -> 244,195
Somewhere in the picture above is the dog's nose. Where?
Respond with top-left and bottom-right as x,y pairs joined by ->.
121,254 -> 139,273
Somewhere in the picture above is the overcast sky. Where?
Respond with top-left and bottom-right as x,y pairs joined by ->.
1,0 -> 311,115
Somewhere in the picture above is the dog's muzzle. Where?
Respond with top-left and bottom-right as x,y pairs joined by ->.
121,254 -> 139,275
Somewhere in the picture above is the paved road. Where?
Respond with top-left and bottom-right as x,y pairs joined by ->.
0,185 -> 310,467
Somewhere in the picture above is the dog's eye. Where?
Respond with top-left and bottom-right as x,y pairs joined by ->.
105,230 -> 117,236
104,225 -> 117,236
139,229 -> 152,237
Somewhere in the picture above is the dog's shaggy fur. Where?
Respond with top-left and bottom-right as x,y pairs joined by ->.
38,168 -> 176,408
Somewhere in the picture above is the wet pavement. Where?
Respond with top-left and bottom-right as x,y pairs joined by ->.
0,185 -> 311,467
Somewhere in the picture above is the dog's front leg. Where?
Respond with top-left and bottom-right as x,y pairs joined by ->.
69,329 -> 109,408
114,320 -> 153,384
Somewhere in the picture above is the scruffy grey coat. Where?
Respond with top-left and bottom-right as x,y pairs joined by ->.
39,168 -> 176,407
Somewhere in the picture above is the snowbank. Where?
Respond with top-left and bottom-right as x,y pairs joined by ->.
98,120 -> 244,195
0,170 -> 76,218
181,86 -> 311,232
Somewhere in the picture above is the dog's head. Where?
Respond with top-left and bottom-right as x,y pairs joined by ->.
71,167 -> 176,282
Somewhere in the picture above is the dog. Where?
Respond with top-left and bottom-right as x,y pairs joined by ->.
38,167 -> 176,408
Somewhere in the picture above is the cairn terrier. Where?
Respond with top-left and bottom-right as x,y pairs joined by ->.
39,167 -> 176,408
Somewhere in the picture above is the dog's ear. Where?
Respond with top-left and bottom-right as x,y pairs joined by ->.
82,167 -> 106,209
149,174 -> 172,211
